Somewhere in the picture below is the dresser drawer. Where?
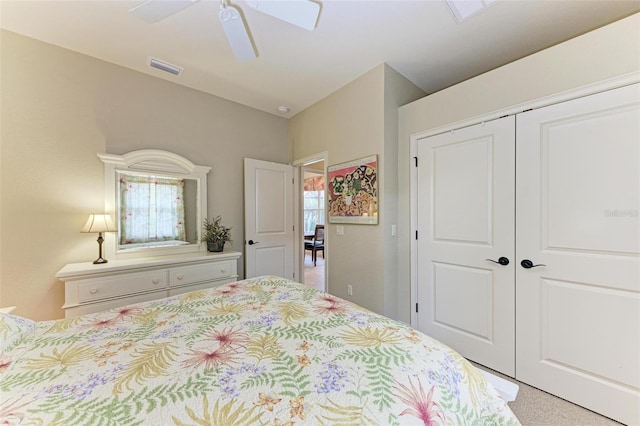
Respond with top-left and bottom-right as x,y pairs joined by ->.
168,278 -> 235,297
73,290 -> 167,316
78,270 -> 168,302
169,261 -> 233,287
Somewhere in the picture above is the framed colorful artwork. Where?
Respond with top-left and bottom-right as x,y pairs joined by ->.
327,155 -> 378,224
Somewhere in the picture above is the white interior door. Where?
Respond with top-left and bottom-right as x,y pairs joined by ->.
244,158 -> 294,280
515,83 -> 640,425
416,116 -> 516,376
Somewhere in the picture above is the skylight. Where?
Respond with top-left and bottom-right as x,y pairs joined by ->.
445,0 -> 497,23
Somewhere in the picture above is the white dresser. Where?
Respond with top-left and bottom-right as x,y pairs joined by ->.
57,251 -> 241,318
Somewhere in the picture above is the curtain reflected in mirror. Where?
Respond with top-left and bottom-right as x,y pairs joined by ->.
117,172 -> 198,250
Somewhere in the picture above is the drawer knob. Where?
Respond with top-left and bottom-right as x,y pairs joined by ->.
89,288 -> 98,294
221,268 -> 227,273
152,279 -> 160,284
177,275 -> 184,280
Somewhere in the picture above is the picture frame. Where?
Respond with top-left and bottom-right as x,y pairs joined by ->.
327,155 -> 378,224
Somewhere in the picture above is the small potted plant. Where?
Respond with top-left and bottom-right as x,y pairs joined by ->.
203,215 -> 232,252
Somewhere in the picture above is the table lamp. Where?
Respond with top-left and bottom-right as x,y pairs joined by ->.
81,213 -> 117,264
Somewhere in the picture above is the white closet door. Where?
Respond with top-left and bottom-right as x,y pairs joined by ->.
417,116 -> 516,376
516,84 -> 640,425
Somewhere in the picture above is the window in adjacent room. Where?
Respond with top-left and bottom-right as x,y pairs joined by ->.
303,172 -> 325,235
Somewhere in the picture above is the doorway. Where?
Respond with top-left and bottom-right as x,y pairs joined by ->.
295,154 -> 327,292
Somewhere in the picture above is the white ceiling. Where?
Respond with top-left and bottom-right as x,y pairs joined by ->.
1,0 -> 638,117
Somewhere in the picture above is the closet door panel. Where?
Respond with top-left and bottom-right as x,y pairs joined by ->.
432,138 -> 492,244
516,83 -> 640,425
417,116 -> 516,376
545,104 -> 639,253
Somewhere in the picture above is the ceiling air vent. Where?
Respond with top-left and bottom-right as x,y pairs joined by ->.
148,57 -> 183,76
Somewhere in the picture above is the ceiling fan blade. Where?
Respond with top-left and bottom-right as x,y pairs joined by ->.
245,0 -> 320,31
129,0 -> 199,24
219,4 -> 258,62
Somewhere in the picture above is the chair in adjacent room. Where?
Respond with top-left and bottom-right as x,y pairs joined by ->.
305,224 -> 325,266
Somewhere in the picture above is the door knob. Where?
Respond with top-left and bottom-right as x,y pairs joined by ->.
248,240 -> 259,245
521,259 -> 546,269
486,257 -> 509,266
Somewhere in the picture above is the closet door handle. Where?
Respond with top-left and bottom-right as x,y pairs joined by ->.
486,257 -> 509,266
248,240 -> 259,245
521,259 -> 546,269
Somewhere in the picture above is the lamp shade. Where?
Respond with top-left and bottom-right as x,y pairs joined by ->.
81,214 -> 117,233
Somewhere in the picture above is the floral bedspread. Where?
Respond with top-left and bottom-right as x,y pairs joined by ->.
1,276 -> 519,425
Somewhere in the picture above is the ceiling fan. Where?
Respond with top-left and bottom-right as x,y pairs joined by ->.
129,0 -> 321,62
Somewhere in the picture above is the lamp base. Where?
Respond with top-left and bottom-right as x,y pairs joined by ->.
93,232 -> 108,264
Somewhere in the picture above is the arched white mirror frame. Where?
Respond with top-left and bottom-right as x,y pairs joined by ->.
98,149 -> 211,260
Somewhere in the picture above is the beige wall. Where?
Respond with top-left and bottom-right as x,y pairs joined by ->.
396,13 -> 640,323
0,30 -> 288,320
290,64 -> 423,318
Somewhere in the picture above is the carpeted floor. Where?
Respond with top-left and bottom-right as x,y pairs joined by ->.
472,363 -> 622,426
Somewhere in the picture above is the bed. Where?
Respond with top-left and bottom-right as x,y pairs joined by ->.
1,275 -> 519,425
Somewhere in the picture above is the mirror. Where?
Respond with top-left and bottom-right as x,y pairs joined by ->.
99,150 -> 210,260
